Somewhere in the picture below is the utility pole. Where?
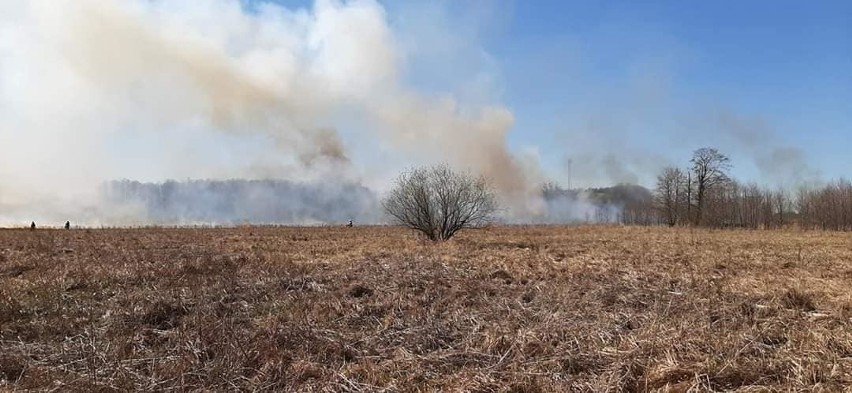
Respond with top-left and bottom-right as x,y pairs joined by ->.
565,158 -> 573,190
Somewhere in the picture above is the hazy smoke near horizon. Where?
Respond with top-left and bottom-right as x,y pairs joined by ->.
100,179 -> 382,226
0,0 -> 815,226
0,0 -> 543,225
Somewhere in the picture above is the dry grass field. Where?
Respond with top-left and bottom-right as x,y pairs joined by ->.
1,225 -> 851,392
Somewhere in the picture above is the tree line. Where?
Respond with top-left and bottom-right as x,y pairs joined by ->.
382,156 -> 852,240
101,179 -> 381,225
614,147 -> 852,230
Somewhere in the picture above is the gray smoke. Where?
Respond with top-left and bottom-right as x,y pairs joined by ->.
1,1 -> 820,226
557,103 -> 820,192
0,0 -> 539,226
100,179 -> 382,226
532,183 -> 652,224
707,109 -> 822,187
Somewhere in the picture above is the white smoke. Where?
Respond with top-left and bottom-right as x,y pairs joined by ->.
0,0 -> 536,225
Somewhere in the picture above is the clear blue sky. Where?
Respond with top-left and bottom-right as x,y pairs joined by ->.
260,0 -> 852,187
496,0 -> 852,186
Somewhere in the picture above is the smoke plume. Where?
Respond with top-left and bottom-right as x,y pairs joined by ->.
0,0 -> 533,225
707,109 -> 822,187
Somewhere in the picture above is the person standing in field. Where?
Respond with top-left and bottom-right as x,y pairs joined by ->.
65,221 -> 71,230
30,221 -> 36,230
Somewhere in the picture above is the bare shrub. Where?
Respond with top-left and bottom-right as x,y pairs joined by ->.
383,164 -> 498,241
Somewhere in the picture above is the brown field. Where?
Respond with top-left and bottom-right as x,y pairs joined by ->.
1,226 -> 851,392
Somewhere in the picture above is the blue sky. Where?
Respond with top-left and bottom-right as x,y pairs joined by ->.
491,1 -> 852,186
0,0 -> 849,223
244,0 -> 851,187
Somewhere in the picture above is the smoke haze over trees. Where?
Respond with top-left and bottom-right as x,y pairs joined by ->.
0,0 -> 533,225
0,1 -> 845,226
96,178 -> 644,226
539,182 -> 655,225
101,179 -> 381,226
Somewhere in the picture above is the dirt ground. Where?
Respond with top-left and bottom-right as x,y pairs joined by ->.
1,225 -> 851,392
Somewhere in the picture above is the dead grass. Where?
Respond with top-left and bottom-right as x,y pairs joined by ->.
0,225 -> 851,391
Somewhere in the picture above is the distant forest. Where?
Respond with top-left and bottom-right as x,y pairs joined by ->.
102,179 -> 653,225
587,148 -> 852,230
101,150 -> 852,230
101,179 -> 382,225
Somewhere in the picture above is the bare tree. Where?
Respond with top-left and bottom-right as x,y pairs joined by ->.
383,164 -> 498,241
795,186 -> 814,228
641,149 -> 852,232
772,188 -> 790,228
685,171 -> 693,223
655,167 -> 686,226
690,148 -> 731,225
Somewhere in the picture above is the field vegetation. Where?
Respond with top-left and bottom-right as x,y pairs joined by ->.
1,226 -> 851,391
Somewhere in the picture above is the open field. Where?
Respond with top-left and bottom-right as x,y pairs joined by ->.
1,226 -> 851,392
